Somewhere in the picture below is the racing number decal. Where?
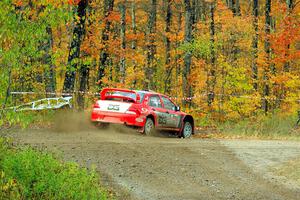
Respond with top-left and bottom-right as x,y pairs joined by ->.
107,104 -> 120,111
158,113 -> 180,128
158,114 -> 167,125
153,110 -> 168,126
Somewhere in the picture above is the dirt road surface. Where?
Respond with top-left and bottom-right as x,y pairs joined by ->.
5,127 -> 300,200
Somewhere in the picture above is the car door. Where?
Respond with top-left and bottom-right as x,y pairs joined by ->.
148,95 -> 168,128
161,96 -> 181,129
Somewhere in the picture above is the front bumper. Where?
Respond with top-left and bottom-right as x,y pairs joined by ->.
91,109 -> 145,127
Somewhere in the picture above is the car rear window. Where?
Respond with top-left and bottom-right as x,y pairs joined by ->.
104,91 -> 144,103
107,91 -> 136,99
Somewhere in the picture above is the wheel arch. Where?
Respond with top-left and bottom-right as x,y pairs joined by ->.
146,114 -> 155,127
182,115 -> 194,134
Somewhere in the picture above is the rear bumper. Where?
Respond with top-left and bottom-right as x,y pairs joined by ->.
91,109 -> 146,127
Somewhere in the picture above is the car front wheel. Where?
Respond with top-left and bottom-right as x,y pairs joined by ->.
182,121 -> 193,138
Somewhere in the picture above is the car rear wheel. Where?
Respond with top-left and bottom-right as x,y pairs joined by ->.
144,118 -> 154,135
182,121 -> 193,138
94,122 -> 109,129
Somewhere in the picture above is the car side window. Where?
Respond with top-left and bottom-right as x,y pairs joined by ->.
161,96 -> 176,111
148,95 -> 162,108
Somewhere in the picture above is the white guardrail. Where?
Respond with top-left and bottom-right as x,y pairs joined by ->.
7,97 -> 73,112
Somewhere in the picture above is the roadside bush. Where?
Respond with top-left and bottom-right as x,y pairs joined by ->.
0,170 -> 22,200
0,137 -> 22,199
0,138 -> 108,200
218,113 -> 300,139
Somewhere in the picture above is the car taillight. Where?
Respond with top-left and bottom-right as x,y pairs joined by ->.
93,103 -> 100,109
126,107 -> 140,115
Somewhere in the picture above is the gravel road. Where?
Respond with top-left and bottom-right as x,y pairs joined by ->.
5,127 -> 300,200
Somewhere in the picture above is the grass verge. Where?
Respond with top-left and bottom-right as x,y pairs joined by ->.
215,113 -> 300,140
0,137 -> 110,200
0,110 -> 56,130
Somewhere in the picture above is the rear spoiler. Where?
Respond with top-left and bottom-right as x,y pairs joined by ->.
100,88 -> 140,102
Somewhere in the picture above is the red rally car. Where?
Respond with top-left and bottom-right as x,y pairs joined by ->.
91,88 -> 194,138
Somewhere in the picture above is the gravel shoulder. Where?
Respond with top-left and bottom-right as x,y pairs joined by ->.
3,127 -> 300,200
221,140 -> 300,191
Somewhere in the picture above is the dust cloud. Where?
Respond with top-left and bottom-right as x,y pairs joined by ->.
53,110 -> 96,132
52,110 -> 140,136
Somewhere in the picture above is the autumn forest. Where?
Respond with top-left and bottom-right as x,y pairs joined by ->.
1,0 -> 300,122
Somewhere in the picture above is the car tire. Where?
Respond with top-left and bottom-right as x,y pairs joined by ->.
182,121 -> 193,138
94,122 -> 109,129
144,118 -> 154,136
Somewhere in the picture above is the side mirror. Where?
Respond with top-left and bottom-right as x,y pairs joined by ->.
175,106 -> 180,112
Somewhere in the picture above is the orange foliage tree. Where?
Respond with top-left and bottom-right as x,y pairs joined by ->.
1,0 -> 300,122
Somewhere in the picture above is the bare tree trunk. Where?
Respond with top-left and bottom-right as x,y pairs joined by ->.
226,0 -> 241,16
252,0 -> 259,91
262,0 -> 272,113
44,27 -> 56,97
76,0 -> 90,110
191,0 -> 196,24
63,0 -> 87,93
207,1 -> 216,107
226,0 -> 234,12
131,1 -> 137,87
119,0 -> 126,84
192,0 -> 206,24
164,0 -> 172,94
131,2 -> 137,51
0,67 -> 12,120
77,64 -> 89,110
286,0 -> 294,12
145,0 -> 157,90
235,0 -> 241,16
284,0 -> 294,72
175,5 -> 182,101
98,0 -> 114,86
63,0 -> 88,93
199,0 -> 206,22
227,0 -> 240,67
183,0 -> 193,106
2,68 -> 12,110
